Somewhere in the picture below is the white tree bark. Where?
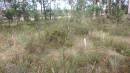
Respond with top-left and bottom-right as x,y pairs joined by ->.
93,0 -> 97,19
128,0 -> 130,14
119,0 -> 121,8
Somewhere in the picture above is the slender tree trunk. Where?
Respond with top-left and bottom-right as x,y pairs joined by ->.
40,2 -> 43,19
93,0 -> 98,19
128,0 -> 130,14
107,0 -> 111,15
99,0 -> 102,15
41,4 -> 43,13
119,0 -> 122,9
4,0 -> 7,8
43,0 -> 47,20
70,5 -> 73,18
49,1 -> 52,20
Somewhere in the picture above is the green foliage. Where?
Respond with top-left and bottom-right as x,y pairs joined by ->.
124,49 -> 130,56
76,0 -> 86,11
110,5 -> 125,22
86,5 -> 101,16
3,2 -> 41,22
45,29 -> 68,47
44,24 -> 72,44
4,8 -> 16,20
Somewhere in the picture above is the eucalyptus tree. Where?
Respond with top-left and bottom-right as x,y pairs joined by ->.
37,0 -> 52,20
75,0 -> 86,19
107,0 -> 112,15
128,0 -> 130,14
92,0 -> 98,18
37,0 -> 43,17
67,0 -> 75,18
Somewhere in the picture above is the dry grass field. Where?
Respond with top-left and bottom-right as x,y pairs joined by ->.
0,17 -> 130,73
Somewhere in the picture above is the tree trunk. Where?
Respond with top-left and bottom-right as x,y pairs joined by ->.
119,0 -> 122,9
99,0 -> 102,15
4,0 -> 7,8
128,0 -> 130,14
93,0 -> 98,19
43,0 -> 47,20
49,1 -> 52,20
107,0 -> 111,15
40,2 -> 43,19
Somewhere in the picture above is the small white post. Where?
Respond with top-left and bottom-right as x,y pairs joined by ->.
83,38 -> 87,48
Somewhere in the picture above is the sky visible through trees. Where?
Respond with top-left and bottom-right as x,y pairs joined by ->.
0,0 -> 71,10
0,0 -> 129,10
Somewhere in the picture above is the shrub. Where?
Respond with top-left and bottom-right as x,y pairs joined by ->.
45,29 -> 68,48
110,5 -> 125,22
4,8 -> 16,23
73,24 -> 89,36
88,31 -> 130,55
25,25 -> 73,54
75,52 -> 103,66
107,55 -> 125,73
124,49 -> 130,56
